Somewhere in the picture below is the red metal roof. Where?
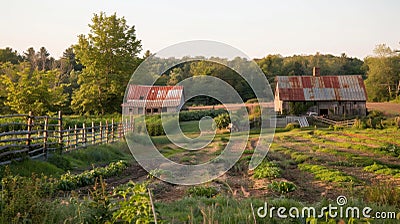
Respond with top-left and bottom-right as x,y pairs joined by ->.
276,75 -> 367,101
124,85 -> 183,108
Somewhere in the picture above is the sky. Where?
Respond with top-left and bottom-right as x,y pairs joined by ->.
1,0 -> 399,60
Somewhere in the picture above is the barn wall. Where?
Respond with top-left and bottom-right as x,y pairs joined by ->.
278,101 -> 367,116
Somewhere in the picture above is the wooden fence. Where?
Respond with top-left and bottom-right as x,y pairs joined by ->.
312,116 -> 356,127
0,111 -> 134,165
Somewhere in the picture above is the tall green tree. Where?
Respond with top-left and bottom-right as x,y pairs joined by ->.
0,47 -> 22,64
72,12 -> 141,115
1,63 -> 68,114
365,44 -> 400,102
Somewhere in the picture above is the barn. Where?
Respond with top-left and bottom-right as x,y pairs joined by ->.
122,85 -> 184,115
274,68 -> 367,116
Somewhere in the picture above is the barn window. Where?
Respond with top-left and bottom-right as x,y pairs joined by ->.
139,96 -> 144,100
153,108 -> 159,113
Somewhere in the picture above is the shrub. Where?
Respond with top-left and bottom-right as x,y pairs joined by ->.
179,109 -> 227,121
214,113 -> 230,130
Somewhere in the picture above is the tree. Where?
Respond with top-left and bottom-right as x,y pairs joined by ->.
365,44 -> 400,102
167,67 -> 183,85
72,12 -> 142,115
0,47 -> 22,64
24,47 -> 38,70
1,63 -> 68,114
38,47 -> 50,71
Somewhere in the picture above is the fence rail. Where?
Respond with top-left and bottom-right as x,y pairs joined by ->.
312,116 -> 356,127
0,111 -> 132,165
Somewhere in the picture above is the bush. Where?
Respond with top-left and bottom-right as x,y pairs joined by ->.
214,113 -> 230,130
179,109 -> 227,122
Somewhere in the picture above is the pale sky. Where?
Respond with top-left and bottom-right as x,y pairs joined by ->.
1,0 -> 399,60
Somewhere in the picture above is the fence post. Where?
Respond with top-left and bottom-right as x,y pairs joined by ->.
129,115 -> 132,132
67,127 -> 71,151
43,116 -> 48,159
26,111 -> 33,153
118,123 -> 122,139
105,120 -> 109,144
74,124 -> 78,149
58,111 -> 63,153
111,119 -> 115,142
100,121 -> 103,144
92,121 -> 95,145
83,123 -> 87,146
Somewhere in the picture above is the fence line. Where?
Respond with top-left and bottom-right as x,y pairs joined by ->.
0,111 -> 131,165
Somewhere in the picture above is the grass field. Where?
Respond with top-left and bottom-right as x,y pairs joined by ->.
367,102 -> 400,116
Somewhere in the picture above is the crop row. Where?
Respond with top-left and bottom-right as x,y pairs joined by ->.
58,160 -> 128,190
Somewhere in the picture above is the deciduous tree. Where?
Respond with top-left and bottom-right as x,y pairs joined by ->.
72,12 -> 141,115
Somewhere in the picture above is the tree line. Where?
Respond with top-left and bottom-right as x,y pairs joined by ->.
0,12 -> 398,115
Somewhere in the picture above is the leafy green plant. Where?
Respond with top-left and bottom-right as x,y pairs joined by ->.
253,161 -> 281,179
111,181 -> 155,223
187,186 -> 219,198
58,160 -> 128,190
298,163 -> 357,183
268,181 -> 297,194
363,162 -> 400,177
290,152 -> 311,163
85,177 -> 112,223
378,144 -> 400,157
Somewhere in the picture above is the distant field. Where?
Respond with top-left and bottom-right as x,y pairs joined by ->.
367,102 -> 400,116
